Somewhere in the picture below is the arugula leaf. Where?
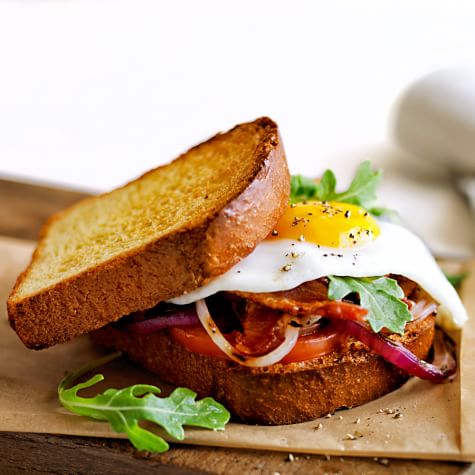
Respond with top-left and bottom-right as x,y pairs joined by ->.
58,352 -> 230,453
332,161 -> 382,210
289,161 -> 396,219
445,271 -> 468,290
327,276 -> 412,335
290,170 -> 336,203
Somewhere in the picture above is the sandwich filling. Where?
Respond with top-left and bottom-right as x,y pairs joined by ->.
118,163 -> 466,383
123,275 -> 441,374
116,163 -> 466,383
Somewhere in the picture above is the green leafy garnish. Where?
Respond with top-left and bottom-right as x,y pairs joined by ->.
445,271 -> 468,290
331,161 -> 382,210
290,169 -> 337,203
328,276 -> 412,335
290,161 -> 395,218
58,352 -> 231,453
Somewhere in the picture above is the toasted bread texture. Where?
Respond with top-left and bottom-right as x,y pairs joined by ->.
92,315 -> 436,425
8,117 -> 289,349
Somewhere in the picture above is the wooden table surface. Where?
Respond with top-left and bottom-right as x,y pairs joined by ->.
0,177 -> 470,475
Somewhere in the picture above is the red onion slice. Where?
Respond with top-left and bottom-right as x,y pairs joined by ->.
336,319 -> 456,383
125,304 -> 199,335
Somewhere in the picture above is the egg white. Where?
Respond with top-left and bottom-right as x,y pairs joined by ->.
169,222 -> 467,329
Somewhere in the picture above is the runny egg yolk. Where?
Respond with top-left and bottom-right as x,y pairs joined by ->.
269,201 -> 380,248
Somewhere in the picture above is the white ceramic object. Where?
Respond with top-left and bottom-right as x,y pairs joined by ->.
393,69 -> 475,174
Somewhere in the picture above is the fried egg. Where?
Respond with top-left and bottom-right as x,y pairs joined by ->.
170,201 -> 467,329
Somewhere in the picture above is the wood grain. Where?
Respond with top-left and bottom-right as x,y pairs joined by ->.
0,176 -> 469,475
0,432 -> 467,475
0,178 -> 89,241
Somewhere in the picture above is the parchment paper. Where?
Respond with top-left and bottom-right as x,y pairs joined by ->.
0,236 -> 473,461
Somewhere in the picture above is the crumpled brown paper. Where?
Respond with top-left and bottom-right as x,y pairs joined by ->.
0,236 -> 473,461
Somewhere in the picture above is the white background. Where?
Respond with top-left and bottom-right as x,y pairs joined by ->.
1,0 -> 475,193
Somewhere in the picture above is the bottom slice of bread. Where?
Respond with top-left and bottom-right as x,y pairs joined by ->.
92,315 -> 435,425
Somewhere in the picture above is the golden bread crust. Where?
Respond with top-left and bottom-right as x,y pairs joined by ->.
8,117 -> 289,349
92,315 -> 436,425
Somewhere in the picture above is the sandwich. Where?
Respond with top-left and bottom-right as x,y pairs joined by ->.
7,117 -> 467,430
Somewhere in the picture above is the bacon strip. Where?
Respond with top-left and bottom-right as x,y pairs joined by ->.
232,279 -> 330,314
226,302 -> 291,356
232,278 -> 365,316
224,299 -> 367,357
224,279 -> 368,356
233,276 -> 420,316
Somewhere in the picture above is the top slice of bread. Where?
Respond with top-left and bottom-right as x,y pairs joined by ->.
8,117 -> 290,349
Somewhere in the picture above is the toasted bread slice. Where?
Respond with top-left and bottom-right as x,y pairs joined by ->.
8,117 -> 289,349
92,315 -> 435,425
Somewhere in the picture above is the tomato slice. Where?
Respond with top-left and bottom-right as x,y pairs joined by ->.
170,326 -> 228,359
280,323 -> 344,363
169,323 -> 344,364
